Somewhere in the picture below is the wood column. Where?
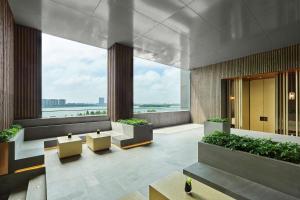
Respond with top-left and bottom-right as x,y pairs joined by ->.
0,0 -> 14,176
14,24 -> 41,119
0,0 -> 14,131
108,43 -> 133,121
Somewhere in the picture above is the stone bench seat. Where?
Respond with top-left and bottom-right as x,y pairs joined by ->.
9,129 -> 45,172
184,162 -> 298,200
111,135 -> 136,148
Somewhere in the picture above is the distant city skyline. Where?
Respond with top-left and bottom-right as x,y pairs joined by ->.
42,33 -> 181,104
41,98 -> 179,106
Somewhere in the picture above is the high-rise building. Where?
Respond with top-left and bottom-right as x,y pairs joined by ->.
98,97 -> 104,106
42,99 -> 66,107
58,99 -> 66,106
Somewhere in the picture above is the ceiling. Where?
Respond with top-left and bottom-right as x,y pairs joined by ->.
8,0 -> 300,70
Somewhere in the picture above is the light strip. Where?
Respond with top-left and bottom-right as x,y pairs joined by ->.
122,141 -> 152,149
297,71 -> 299,136
286,72 -> 289,135
15,165 -> 45,174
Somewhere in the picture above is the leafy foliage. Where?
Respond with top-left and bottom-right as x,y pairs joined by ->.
0,124 -> 22,143
186,177 -> 192,185
117,118 -> 149,126
207,117 -> 228,123
202,131 -> 300,164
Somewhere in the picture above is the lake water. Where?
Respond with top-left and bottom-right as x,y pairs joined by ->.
42,105 -> 186,118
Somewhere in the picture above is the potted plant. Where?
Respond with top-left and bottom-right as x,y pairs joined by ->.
204,117 -> 230,136
0,124 -> 22,175
67,132 -> 72,139
185,177 -> 192,193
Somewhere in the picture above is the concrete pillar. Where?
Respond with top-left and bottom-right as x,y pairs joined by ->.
180,70 -> 190,110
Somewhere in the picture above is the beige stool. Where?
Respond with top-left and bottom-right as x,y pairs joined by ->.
86,133 -> 111,152
57,135 -> 82,158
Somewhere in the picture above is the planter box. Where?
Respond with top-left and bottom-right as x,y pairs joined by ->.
111,122 -> 153,147
204,121 -> 230,136
0,129 -> 24,175
111,122 -> 153,141
198,141 -> 300,198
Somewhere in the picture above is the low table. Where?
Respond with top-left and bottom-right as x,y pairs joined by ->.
86,133 -> 111,152
149,171 -> 235,200
57,135 -> 82,158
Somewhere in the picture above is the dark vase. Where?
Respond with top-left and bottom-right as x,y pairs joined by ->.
185,182 -> 192,193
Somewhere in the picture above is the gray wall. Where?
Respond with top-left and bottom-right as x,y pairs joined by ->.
15,116 -> 111,140
16,111 -> 191,140
15,116 -> 109,127
134,111 -> 191,128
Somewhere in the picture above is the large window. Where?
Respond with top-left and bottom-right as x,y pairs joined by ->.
134,57 -> 190,113
42,34 -> 107,118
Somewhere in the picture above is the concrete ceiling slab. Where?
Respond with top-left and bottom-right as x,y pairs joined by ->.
8,0 -> 300,69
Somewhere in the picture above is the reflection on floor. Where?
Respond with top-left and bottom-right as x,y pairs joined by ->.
45,124 -> 202,200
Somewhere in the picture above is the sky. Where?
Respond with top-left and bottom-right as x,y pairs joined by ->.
42,33 -> 181,104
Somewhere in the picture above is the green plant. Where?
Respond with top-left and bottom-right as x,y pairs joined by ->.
202,131 -> 300,164
186,177 -> 192,185
207,117 -> 228,123
0,124 -> 22,143
117,118 -> 149,126
147,109 -> 156,112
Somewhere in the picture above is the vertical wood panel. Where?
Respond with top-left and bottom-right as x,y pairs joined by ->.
0,0 -> 14,131
108,43 -> 133,121
14,24 -> 41,120
191,44 -> 300,123
0,0 -> 14,175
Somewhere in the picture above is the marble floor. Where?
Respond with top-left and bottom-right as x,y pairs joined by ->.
45,124 -> 202,200
45,123 -> 300,200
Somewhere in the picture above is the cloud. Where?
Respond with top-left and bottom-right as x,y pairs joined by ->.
42,33 -> 182,104
42,33 -> 107,104
134,58 -> 181,104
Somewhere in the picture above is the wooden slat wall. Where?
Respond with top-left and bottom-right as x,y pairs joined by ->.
14,24 -> 42,120
0,0 -> 14,131
108,43 -> 133,121
191,44 -> 300,123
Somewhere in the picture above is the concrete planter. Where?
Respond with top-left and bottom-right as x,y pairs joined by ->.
111,122 -> 153,148
198,141 -> 300,198
111,122 -> 153,141
0,129 -> 24,175
204,121 -> 230,136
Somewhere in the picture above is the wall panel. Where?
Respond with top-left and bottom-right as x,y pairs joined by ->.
0,0 -> 14,131
14,25 -> 41,120
191,44 -> 300,123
